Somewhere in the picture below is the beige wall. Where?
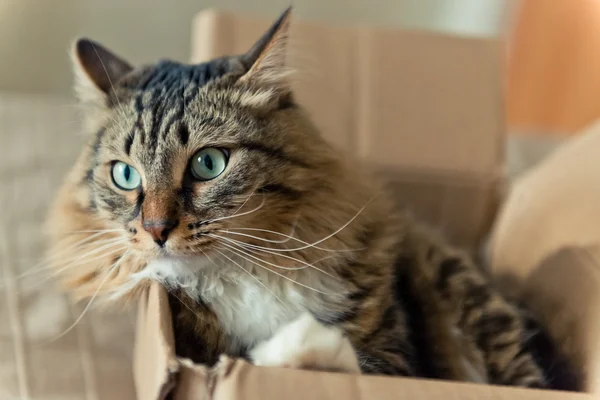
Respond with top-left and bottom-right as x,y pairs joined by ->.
0,0 -> 515,95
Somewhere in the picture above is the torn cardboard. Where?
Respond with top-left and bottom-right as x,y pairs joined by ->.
133,9 -> 593,400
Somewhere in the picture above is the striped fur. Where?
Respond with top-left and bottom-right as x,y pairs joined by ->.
46,8 -> 582,391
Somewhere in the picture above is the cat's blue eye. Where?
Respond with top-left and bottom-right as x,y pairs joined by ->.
191,148 -> 228,181
111,161 -> 141,191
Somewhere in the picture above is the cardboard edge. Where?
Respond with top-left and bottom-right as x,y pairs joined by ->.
190,8 -> 506,45
172,359 -> 212,400
204,357 -> 595,400
134,282 -> 180,400
170,355 -> 239,399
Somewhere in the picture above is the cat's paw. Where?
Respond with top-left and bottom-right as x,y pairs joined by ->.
249,312 -> 361,374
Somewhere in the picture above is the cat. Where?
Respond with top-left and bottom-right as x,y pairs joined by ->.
46,7 -> 581,391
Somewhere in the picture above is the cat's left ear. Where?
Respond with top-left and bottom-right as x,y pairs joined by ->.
239,7 -> 293,91
71,38 -> 133,106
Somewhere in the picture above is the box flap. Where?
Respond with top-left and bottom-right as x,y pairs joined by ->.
172,359 -> 211,400
354,27 -> 505,176
134,282 -> 179,400
211,358 -> 593,400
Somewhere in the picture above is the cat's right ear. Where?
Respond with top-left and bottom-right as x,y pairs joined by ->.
239,7 -> 292,90
71,38 -> 133,106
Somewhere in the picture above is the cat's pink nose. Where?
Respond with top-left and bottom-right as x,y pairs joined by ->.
142,220 -> 178,247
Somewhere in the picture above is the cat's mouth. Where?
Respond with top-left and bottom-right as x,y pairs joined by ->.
153,236 -> 217,258
130,225 -> 219,258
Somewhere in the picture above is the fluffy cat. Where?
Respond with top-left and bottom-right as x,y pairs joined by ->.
46,7 -> 581,390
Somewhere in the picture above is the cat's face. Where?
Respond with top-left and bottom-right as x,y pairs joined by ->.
47,8 -> 381,301
76,9 -> 325,261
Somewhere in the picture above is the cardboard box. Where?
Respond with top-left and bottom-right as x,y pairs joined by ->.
133,10 -> 593,400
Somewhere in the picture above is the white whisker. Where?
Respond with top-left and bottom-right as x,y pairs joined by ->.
212,249 -> 285,305
217,229 -> 292,244
223,198 -> 375,253
208,233 -> 339,279
241,244 -> 341,275
229,189 -> 257,217
210,235 -> 309,271
217,213 -> 300,245
17,238 -> 127,280
18,245 -> 128,287
200,250 -> 223,293
28,231 -> 123,270
15,232 -> 124,275
216,229 -> 362,254
206,196 -> 266,224
64,229 -> 126,235
41,250 -> 130,345
169,289 -> 206,321
215,243 -> 334,296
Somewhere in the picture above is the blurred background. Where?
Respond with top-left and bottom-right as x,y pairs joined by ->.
2,0 -> 599,136
0,0 -> 516,94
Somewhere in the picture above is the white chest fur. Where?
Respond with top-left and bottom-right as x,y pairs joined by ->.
132,254 -> 344,349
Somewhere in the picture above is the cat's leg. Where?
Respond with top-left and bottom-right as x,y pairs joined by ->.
343,303 -> 415,376
426,246 -> 546,388
249,309 -> 415,377
249,312 -> 361,373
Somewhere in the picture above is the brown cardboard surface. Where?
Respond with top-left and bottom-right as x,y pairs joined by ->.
211,359 -> 592,400
353,29 -> 504,176
172,359 -> 210,400
190,9 -> 505,249
133,283 -> 179,400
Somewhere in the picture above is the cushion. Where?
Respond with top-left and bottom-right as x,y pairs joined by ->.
488,122 -> 600,394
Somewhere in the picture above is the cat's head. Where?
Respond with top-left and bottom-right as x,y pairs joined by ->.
47,8 -> 390,301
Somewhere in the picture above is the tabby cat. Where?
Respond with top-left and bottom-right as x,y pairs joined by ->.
46,8 -> 581,390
